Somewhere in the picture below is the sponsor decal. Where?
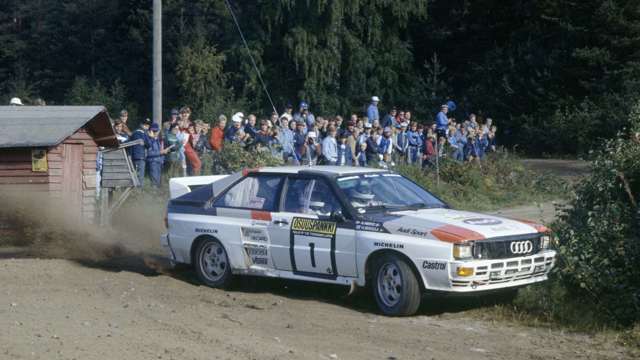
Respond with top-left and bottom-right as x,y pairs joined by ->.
241,227 -> 269,243
373,241 -> 404,249
245,245 -> 269,265
355,220 -> 386,233
396,226 -> 430,238
463,218 -> 502,226
195,228 -> 218,234
291,217 -> 337,237
422,261 -> 446,271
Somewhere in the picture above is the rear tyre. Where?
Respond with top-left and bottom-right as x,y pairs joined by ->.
372,253 -> 422,316
194,239 -> 233,288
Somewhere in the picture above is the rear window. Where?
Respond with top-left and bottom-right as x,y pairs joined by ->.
173,183 -> 214,205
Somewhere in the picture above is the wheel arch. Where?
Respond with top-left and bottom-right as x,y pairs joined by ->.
190,234 -> 222,265
364,249 -> 427,291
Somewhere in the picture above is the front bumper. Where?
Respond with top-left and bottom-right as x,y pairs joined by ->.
446,250 -> 556,292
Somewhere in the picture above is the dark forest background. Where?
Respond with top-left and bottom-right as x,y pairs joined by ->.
2,0 -> 640,155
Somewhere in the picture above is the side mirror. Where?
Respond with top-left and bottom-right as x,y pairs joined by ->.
331,209 -> 346,223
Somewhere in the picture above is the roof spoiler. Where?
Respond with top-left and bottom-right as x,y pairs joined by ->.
169,175 -> 229,199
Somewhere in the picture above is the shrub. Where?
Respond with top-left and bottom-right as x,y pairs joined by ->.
553,134 -> 640,326
395,150 -> 566,211
203,143 -> 283,175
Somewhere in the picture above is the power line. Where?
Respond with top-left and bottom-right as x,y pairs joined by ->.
223,0 -> 278,116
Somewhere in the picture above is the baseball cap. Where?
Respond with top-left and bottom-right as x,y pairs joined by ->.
232,112 -> 244,123
364,122 -> 372,128
143,118 -> 152,126
149,123 -> 160,131
300,101 -> 309,109
170,108 -> 179,115
372,96 -> 380,102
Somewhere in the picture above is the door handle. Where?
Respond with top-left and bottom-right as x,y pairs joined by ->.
273,219 -> 289,226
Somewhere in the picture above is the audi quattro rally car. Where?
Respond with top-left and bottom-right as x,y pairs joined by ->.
162,166 -> 556,316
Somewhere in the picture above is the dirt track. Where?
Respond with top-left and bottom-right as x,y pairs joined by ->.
1,256 -> 634,360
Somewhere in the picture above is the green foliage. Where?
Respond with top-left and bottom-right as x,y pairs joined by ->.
65,77 -> 138,122
552,134 -> 640,326
395,151 -> 566,211
204,143 -> 283,175
175,37 -> 231,122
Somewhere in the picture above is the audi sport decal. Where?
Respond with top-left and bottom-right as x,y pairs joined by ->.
396,227 -> 430,238
463,218 -> 503,226
431,224 -> 485,243
509,240 -> 534,255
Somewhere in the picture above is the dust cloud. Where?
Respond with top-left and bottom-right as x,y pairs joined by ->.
0,190 -> 169,272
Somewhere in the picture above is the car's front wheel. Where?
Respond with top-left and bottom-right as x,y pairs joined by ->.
194,238 -> 233,288
372,253 -> 422,316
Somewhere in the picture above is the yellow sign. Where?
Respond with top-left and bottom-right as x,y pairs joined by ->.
31,149 -> 48,172
291,217 -> 337,236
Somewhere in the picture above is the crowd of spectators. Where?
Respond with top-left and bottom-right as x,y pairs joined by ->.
114,97 -> 498,187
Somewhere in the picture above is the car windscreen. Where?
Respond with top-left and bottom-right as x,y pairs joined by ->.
336,173 -> 446,213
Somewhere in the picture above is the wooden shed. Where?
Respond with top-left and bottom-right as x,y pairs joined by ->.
0,106 -> 126,223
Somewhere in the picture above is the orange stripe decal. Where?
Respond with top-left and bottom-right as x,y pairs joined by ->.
511,218 -> 549,233
251,210 -> 272,221
431,224 -> 485,243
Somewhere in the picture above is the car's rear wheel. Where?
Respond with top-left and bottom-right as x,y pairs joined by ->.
372,253 -> 422,316
194,238 -> 233,288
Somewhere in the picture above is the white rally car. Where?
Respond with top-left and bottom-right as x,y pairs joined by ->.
161,166 -> 555,316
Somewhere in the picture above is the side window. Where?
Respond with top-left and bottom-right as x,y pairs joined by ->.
282,178 -> 342,217
214,175 -> 283,211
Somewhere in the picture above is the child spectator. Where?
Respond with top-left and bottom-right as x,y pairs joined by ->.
356,143 -> 368,167
146,123 -> 174,187
337,133 -> 353,166
209,115 -> 227,152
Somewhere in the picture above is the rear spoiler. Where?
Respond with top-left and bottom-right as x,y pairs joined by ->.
169,175 -> 229,199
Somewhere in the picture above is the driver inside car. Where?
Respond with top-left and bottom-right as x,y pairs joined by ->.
349,181 -> 377,209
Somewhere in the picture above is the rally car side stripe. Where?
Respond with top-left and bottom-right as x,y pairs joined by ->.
431,224 -> 485,243
251,210 -> 272,221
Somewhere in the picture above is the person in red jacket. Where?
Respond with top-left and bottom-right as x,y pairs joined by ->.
184,124 -> 202,176
209,115 -> 227,152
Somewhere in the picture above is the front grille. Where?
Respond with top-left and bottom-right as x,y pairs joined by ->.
451,255 -> 554,287
473,234 -> 541,259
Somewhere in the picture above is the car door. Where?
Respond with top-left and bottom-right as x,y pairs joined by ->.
268,175 -> 358,279
210,174 -> 284,269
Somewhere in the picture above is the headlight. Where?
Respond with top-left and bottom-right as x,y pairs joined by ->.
540,235 -> 551,250
453,243 -> 473,259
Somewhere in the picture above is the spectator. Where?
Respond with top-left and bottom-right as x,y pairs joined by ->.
193,120 -> 211,155
209,115 -> 227,152
277,116 -> 297,164
184,124 -> 202,176
347,126 -> 359,160
129,118 -> 152,186
293,101 -> 315,128
405,111 -> 413,124
356,143 -> 368,167
435,104 -> 449,138
337,133 -> 354,166
365,131 -> 381,165
382,108 -> 397,129
118,109 -> 132,135
164,123 -> 184,178
146,123 -> 174,187
407,122 -> 422,165
487,125 -> 497,152
322,127 -> 339,165
169,108 -> 179,124
245,114 -> 258,139
448,124 -> 463,161
380,127 -> 393,164
114,119 -> 129,143
281,103 -> 294,122
302,131 -> 321,165
394,122 -> 409,164
422,131 -> 436,169
254,120 -> 272,148
225,112 -> 244,142
269,126 -> 283,158
179,106 -> 192,126
464,129 -> 480,162
468,113 -> 479,130
293,121 -> 307,162
366,96 -> 380,124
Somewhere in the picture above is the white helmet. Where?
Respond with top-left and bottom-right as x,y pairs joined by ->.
232,112 -> 244,123
9,97 -> 23,106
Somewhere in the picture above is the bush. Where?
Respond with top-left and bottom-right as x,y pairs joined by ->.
395,150 -> 566,211
553,134 -> 640,326
203,143 -> 283,175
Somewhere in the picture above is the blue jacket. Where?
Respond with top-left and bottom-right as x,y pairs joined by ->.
322,136 -> 338,163
464,139 -> 481,159
395,131 -> 408,152
366,104 -> 379,123
128,128 -> 148,161
146,136 -> 164,163
407,130 -> 423,148
244,124 -> 258,139
225,126 -> 240,142
293,131 -> 307,160
278,128 -> 295,154
379,136 -> 391,155
337,144 -> 353,166
436,111 -> 448,130
356,151 -> 367,167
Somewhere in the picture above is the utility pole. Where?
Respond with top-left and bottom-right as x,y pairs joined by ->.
152,0 -> 162,125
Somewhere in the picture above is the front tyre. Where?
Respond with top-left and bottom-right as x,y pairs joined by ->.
372,254 -> 422,316
194,239 -> 233,288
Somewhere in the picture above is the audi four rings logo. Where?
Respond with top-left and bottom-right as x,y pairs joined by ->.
510,240 -> 533,254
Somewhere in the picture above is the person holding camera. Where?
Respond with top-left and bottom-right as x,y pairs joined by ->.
302,131 -> 321,165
